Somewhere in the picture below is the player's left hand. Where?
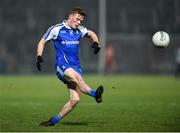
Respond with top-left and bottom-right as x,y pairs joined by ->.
36,55 -> 44,71
92,42 -> 101,54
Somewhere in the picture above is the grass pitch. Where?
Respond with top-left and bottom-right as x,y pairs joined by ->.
0,75 -> 180,132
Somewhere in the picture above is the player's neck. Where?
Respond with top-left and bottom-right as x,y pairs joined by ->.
65,20 -> 72,29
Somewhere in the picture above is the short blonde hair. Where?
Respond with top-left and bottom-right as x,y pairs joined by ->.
68,7 -> 87,17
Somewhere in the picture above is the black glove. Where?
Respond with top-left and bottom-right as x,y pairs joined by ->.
92,42 -> 101,54
36,55 -> 44,71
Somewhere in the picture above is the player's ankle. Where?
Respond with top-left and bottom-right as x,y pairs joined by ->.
51,114 -> 61,124
88,89 -> 96,97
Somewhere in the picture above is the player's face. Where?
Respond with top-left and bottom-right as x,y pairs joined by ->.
69,14 -> 84,29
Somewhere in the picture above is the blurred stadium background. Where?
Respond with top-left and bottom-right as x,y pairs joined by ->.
0,0 -> 180,75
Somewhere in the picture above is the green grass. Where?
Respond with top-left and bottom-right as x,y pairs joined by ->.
0,75 -> 180,132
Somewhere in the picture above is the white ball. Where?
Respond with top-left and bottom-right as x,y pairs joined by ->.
152,31 -> 170,47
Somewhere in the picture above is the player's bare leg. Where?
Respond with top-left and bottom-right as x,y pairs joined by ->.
59,85 -> 80,117
64,68 -> 104,103
39,84 -> 80,126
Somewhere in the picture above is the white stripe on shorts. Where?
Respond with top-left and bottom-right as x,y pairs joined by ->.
56,66 -> 64,76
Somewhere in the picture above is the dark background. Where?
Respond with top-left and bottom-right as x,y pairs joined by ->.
0,0 -> 179,74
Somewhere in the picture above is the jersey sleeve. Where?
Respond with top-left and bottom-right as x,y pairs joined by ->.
78,26 -> 88,38
42,26 -> 58,41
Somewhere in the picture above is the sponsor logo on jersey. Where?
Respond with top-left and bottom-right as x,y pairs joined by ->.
60,30 -> 66,34
61,40 -> 79,45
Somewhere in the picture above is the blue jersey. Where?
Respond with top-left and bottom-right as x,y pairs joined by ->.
43,21 -> 88,67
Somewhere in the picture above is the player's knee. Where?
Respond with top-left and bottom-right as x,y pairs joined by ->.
70,97 -> 80,107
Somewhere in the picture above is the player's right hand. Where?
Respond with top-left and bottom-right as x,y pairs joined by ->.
36,55 -> 44,71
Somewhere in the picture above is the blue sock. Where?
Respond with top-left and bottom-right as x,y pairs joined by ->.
51,114 -> 61,124
88,89 -> 96,97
